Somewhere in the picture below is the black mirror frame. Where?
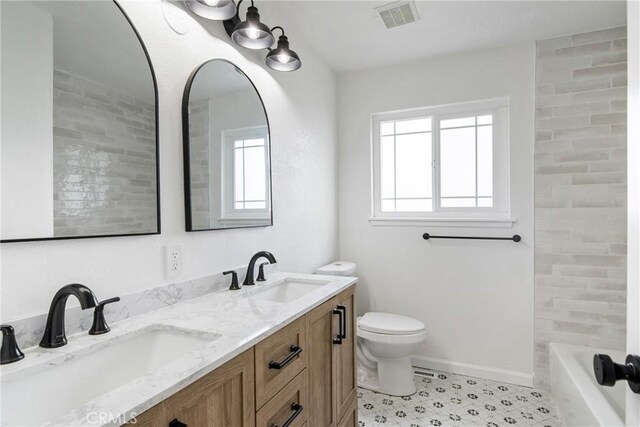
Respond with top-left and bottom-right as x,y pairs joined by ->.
182,59 -> 273,232
1,0 -> 161,244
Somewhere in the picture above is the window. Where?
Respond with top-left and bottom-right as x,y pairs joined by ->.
221,126 -> 270,219
372,98 -> 511,226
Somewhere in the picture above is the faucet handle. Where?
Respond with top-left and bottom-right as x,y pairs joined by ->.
89,297 -> 120,335
257,262 -> 269,282
223,270 -> 240,290
1,324 -> 25,365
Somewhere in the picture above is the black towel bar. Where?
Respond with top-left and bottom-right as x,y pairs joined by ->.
422,233 -> 521,242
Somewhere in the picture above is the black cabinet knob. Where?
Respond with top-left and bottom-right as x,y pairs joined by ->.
169,418 -> 187,427
594,353 -> 640,393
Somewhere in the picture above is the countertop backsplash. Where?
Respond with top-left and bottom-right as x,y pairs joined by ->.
6,266 -> 251,350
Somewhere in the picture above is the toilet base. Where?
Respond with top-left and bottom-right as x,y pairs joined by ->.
357,357 -> 417,396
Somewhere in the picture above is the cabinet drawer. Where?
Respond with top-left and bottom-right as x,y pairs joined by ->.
255,317 -> 307,408
256,369 -> 308,427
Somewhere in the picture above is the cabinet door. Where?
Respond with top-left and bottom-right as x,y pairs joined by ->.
305,296 -> 339,427
336,397 -> 357,427
126,405 -> 163,426
160,348 -> 255,427
334,286 -> 357,423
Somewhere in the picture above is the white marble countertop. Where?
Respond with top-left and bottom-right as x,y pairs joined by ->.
0,272 -> 357,427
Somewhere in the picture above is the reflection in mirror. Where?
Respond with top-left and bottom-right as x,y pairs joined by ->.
0,1 -> 158,242
183,60 -> 272,231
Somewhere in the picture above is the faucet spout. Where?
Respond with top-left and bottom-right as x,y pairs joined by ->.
243,251 -> 277,287
39,284 -> 99,348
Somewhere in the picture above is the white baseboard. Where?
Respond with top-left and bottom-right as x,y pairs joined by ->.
410,355 -> 534,388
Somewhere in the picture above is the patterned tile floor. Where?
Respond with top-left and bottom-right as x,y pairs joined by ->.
357,369 -> 562,427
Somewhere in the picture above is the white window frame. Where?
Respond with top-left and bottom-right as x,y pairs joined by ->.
370,97 -> 514,228
219,125 -> 271,223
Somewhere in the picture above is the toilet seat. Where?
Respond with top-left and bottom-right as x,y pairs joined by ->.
357,327 -> 428,345
358,312 -> 425,335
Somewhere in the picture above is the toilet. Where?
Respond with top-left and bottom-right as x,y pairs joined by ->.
316,262 -> 427,397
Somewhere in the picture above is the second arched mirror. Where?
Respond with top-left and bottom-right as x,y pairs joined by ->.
183,60 -> 272,231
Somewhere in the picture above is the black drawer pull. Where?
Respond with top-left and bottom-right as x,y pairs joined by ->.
169,419 -> 187,427
333,308 -> 343,344
271,403 -> 303,427
269,345 -> 302,369
337,305 -> 347,339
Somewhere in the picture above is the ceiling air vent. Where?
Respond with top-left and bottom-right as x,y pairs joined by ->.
375,1 -> 419,29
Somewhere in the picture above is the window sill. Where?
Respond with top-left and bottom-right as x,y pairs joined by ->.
368,216 -> 516,228
218,217 -> 271,226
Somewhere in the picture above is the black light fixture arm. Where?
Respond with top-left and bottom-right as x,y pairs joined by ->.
270,26 -> 285,36
223,0 -> 244,37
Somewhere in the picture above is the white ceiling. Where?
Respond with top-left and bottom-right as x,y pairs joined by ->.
276,0 -> 627,72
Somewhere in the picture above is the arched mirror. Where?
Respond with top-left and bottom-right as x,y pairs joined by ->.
0,1 -> 159,242
183,60 -> 272,231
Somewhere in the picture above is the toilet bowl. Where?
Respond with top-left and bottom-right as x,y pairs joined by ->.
357,312 -> 427,396
315,262 -> 427,397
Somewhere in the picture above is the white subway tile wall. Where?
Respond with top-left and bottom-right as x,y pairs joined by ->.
52,68 -> 157,237
534,27 -> 627,389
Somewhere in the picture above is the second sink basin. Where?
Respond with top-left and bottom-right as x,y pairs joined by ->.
0,325 -> 219,426
248,278 -> 330,303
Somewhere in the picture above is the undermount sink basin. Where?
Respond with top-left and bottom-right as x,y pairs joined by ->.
0,326 -> 219,426
248,278 -> 330,303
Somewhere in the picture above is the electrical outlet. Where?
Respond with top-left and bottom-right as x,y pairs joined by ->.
165,245 -> 183,278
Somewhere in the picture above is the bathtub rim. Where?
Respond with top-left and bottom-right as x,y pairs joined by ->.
549,342 -> 625,427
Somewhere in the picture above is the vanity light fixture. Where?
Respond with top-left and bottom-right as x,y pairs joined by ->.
210,0 -> 302,72
265,27 -> 302,72
184,0 -> 237,21
230,0 -> 275,49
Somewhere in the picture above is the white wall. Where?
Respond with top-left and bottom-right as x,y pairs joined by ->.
338,44 -> 535,385
0,0 -> 339,321
1,2 -> 54,239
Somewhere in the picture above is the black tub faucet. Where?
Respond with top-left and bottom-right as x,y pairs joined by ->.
243,251 -> 277,287
40,284 -> 99,348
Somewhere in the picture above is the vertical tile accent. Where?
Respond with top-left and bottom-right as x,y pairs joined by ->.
534,27 -> 627,389
52,69 -> 157,236
188,98 -> 211,229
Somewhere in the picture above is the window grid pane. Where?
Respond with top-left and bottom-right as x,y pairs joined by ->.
234,138 -> 267,210
438,114 -> 493,208
379,118 -> 433,213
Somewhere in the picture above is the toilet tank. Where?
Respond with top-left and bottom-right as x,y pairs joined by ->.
316,261 -> 356,277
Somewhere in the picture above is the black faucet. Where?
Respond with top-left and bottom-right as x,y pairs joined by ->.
243,251 -> 277,287
1,325 -> 24,364
89,297 -> 121,335
39,284 -> 99,348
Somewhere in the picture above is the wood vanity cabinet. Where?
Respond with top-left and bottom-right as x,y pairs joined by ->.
128,285 -> 356,427
333,287 -> 357,424
129,348 -> 255,427
306,287 -> 357,427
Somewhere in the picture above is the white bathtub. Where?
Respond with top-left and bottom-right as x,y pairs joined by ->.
550,342 -> 626,427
